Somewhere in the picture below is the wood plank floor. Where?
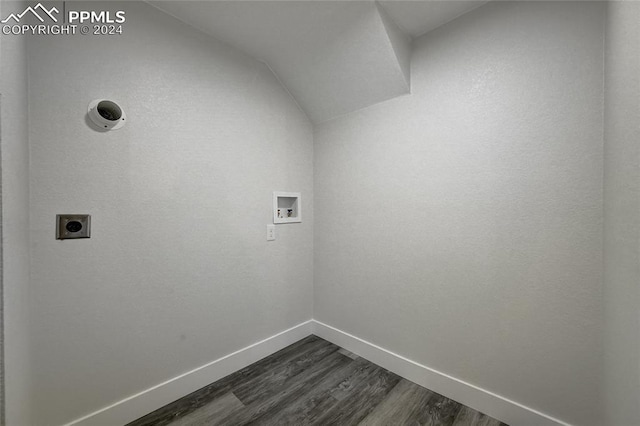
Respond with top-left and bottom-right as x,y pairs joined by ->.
128,335 -> 507,426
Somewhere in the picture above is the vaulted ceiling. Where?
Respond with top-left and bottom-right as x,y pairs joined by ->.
149,1 -> 487,124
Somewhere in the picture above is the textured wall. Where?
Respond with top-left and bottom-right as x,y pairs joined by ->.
1,1 -> 32,424
27,2 -> 313,424
314,2 -> 604,425
603,1 -> 640,424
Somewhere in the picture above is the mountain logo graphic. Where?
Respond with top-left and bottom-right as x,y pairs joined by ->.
1,3 -> 59,24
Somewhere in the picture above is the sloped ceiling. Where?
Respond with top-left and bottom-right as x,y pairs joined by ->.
149,1 -> 485,124
379,1 -> 488,38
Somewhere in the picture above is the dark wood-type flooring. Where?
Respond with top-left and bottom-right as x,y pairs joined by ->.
128,335 -> 507,426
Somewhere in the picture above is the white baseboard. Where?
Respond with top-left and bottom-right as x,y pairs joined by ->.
312,320 -> 571,426
64,320 -> 314,426
63,319 -> 569,426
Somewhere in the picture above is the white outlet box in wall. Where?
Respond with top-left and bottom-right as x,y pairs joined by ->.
273,192 -> 301,224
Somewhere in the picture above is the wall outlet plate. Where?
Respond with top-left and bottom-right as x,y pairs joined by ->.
56,214 -> 91,239
267,224 -> 276,241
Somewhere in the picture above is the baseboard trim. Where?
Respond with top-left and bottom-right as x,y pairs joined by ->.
64,320 -> 314,426
312,320 -> 571,426
64,319 -> 569,426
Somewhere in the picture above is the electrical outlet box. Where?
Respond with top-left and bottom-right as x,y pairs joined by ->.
267,224 -> 276,241
56,214 -> 91,239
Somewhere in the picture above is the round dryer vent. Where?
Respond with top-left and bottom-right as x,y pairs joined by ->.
88,99 -> 126,130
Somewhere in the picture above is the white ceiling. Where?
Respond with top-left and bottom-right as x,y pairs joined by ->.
379,1 -> 488,38
149,1 -> 486,123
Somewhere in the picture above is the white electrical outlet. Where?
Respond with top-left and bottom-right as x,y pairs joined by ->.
267,224 -> 276,241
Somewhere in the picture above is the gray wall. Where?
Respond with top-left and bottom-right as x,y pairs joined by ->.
1,3 -> 3,422
26,2 -> 313,424
314,2 -> 605,425
8,1 -> 639,425
1,1 -> 31,425
603,1 -> 640,424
